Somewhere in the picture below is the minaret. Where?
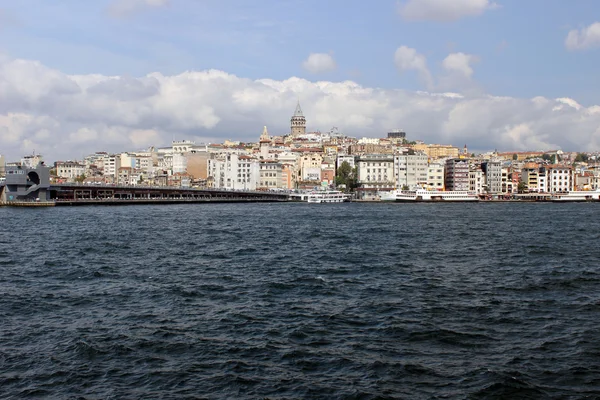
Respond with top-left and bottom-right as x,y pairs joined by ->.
259,126 -> 270,159
290,100 -> 306,137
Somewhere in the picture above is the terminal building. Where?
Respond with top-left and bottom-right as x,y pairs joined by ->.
0,163 -> 52,203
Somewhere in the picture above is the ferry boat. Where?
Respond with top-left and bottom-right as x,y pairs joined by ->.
380,188 -> 479,202
551,190 -> 600,202
306,190 -> 351,203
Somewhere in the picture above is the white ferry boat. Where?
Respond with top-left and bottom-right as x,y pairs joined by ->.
380,188 -> 479,202
551,190 -> 600,202
306,190 -> 351,203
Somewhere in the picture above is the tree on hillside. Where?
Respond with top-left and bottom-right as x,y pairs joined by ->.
512,154 -> 518,161
575,153 -> 589,163
335,161 -> 357,191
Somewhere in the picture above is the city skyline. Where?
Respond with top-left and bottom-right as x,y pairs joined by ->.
1,0 -> 600,161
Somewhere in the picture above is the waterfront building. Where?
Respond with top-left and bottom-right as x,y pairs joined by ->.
355,154 -> 395,200
482,160 -> 503,194
426,162 -> 445,190
521,163 -> 539,192
290,101 -> 306,137
208,153 -> 260,190
394,153 -> 428,189
547,165 -> 573,193
538,167 -> 548,193
469,167 -> 485,194
501,167 -> 514,194
444,159 -> 469,191
55,161 -> 85,180
259,160 -> 282,190
1,164 -> 51,202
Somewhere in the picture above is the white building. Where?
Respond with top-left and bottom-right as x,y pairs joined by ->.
336,155 -> 355,170
394,153 -> 428,189
426,162 -> 445,190
356,154 -> 395,200
469,168 -> 485,194
208,154 -> 260,190
55,161 -> 86,180
259,160 -> 283,189
172,153 -> 188,174
538,167 -> 548,193
102,154 -> 121,178
547,166 -> 573,193
482,160 -> 503,194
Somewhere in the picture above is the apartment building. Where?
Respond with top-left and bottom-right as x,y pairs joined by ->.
394,153 -> 428,189
355,154 -> 395,200
444,158 -> 469,191
426,162 -> 445,190
55,161 -> 85,180
208,153 -> 260,190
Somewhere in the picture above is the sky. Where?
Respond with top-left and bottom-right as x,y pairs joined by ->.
1,0 -> 600,161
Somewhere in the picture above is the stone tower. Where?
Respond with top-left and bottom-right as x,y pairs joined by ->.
290,100 -> 306,137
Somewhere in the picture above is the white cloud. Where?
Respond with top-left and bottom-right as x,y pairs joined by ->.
442,52 -> 478,78
302,53 -> 337,74
394,46 -> 433,89
1,56 -> 600,161
108,0 -> 170,17
565,22 -> 600,51
399,0 -> 498,22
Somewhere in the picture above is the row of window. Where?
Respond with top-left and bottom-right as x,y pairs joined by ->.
365,175 -> 389,181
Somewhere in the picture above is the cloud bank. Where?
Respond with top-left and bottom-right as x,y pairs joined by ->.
1,56 -> 600,161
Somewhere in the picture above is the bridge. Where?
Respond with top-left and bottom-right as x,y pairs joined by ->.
49,183 -> 290,205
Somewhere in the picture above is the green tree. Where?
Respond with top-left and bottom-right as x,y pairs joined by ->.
335,161 -> 358,191
74,174 -> 86,183
517,181 -> 527,193
575,153 -> 589,163
512,153 -> 518,160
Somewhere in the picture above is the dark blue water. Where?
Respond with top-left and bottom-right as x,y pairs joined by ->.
1,203 -> 600,399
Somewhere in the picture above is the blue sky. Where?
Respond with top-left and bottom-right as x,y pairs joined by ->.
1,0 -> 600,160
1,0 -> 598,102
